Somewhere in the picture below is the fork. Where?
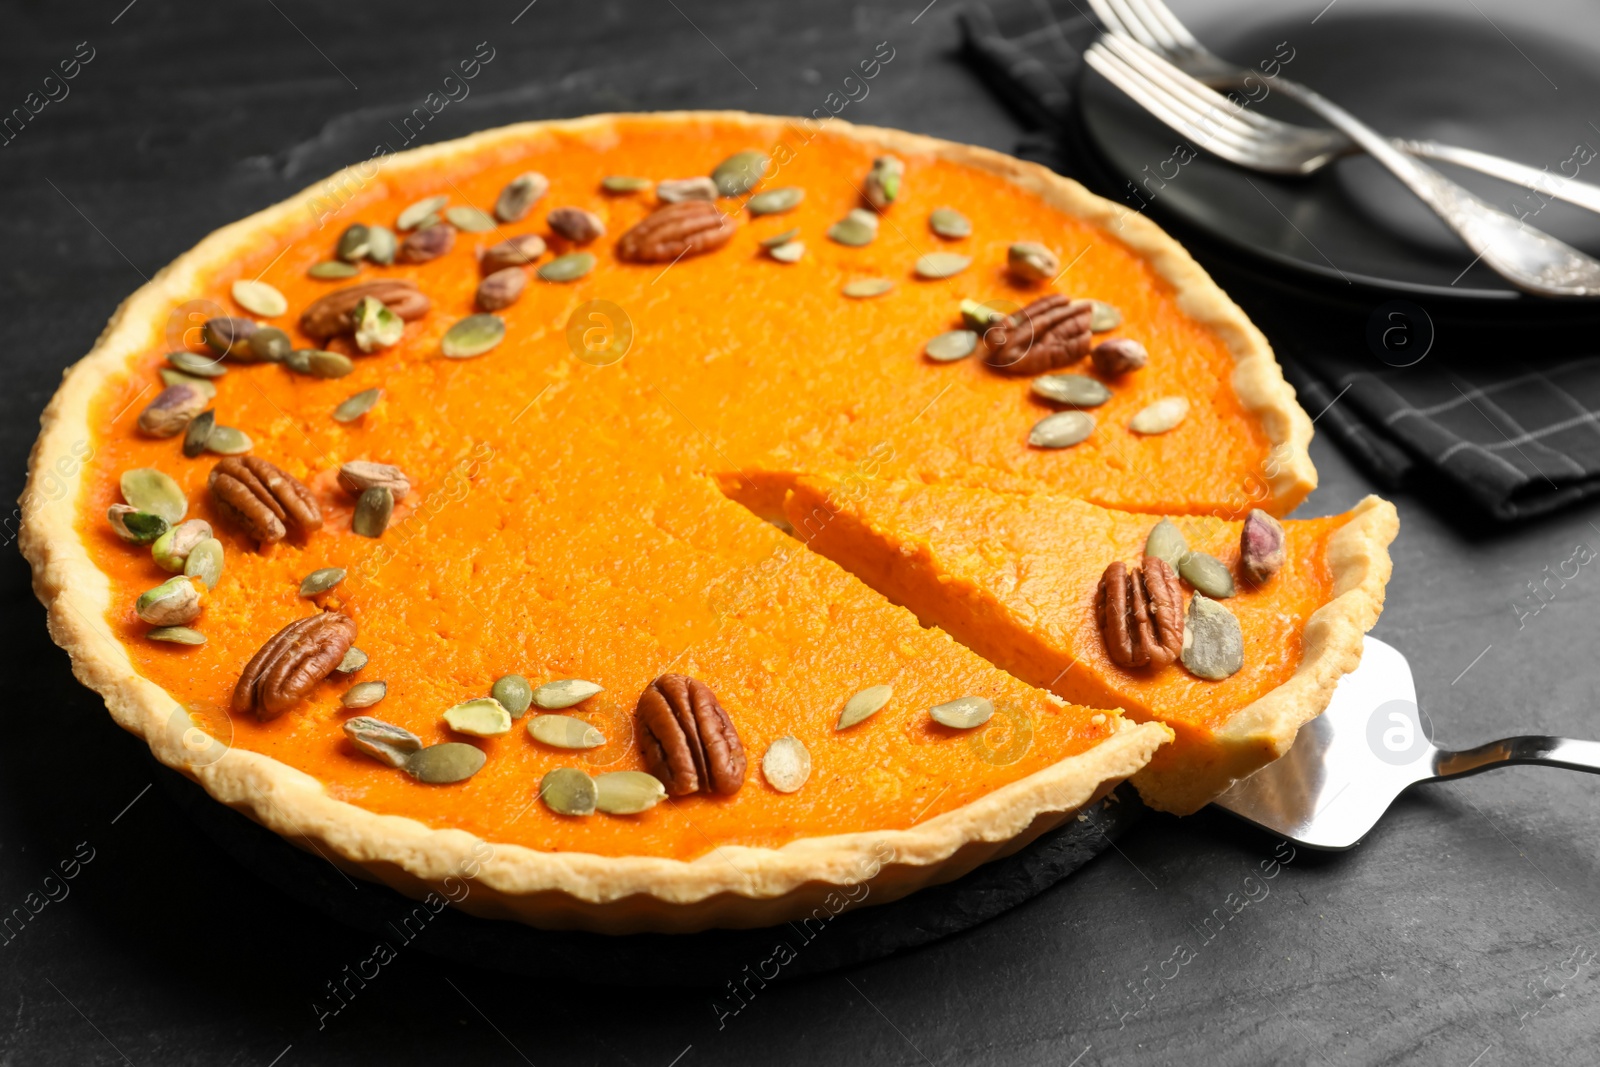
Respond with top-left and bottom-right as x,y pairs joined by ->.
1086,0 -> 1600,217
1084,34 -> 1600,296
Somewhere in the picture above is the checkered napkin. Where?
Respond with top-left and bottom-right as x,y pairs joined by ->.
959,0 -> 1600,521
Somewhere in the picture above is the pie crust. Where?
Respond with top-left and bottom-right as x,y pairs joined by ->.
24,112 -> 1359,932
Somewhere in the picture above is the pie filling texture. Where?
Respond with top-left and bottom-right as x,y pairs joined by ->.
63,114 -> 1381,863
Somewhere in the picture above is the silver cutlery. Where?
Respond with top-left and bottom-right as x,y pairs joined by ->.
1084,34 -> 1600,296
1086,0 -> 1600,217
1212,637 -> 1600,849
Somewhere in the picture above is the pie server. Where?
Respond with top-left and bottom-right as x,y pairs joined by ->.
1211,636 -> 1600,849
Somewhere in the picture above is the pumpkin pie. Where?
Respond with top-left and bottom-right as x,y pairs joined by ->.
20,111 -> 1389,931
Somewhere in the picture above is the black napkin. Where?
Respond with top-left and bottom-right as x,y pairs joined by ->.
959,0 -> 1600,521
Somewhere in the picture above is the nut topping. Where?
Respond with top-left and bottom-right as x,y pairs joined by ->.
338,460 -> 410,501
209,455 -> 322,546
299,280 -> 431,340
635,673 -> 746,796
547,207 -> 605,244
616,201 -> 737,264
480,234 -> 547,274
1240,509 -> 1286,585
1091,337 -> 1149,377
233,612 -> 357,720
1096,556 -> 1184,670
137,384 -> 207,438
983,294 -> 1094,376
476,266 -> 527,311
656,177 -> 718,204
397,222 -> 456,264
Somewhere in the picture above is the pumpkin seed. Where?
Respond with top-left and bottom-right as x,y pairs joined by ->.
768,240 -> 805,263
353,486 -> 393,538
333,387 -> 381,423
120,468 -> 186,523
366,225 -> 398,265
305,350 -> 354,379
183,537 -> 224,589
309,260 -> 360,280
341,681 -> 389,710
759,228 -> 800,249
147,626 -> 205,646
915,252 -> 972,279
532,678 -> 603,710
345,717 -> 420,769
1028,411 -> 1095,448
747,186 -> 804,216
352,298 -> 402,354
838,684 -> 893,729
495,172 -> 548,222
601,175 -> 651,194
136,576 -> 200,626
205,426 -> 252,454
181,410 -> 216,458
336,224 -> 371,262
930,696 -> 994,729
405,742 -> 486,784
285,349 -> 314,374
540,767 -> 598,816
152,519 -> 213,572
444,697 -> 513,737
248,327 -> 292,363
761,736 -> 811,793
441,314 -> 506,358
397,194 -> 448,231
1179,551 -> 1236,599
444,205 -> 496,233
231,279 -> 287,317
711,150 -> 768,196
960,298 -> 1009,329
1031,374 -> 1111,408
299,567 -> 347,597
925,330 -> 978,362
107,505 -> 168,545
1182,593 -> 1244,680
491,674 -> 533,718
1130,396 -> 1189,435
928,207 -> 971,239
593,771 -> 666,814
842,278 -> 894,299
159,369 -> 216,397
828,208 -> 879,246
1145,519 -> 1190,571
1089,300 -> 1123,332
527,714 -> 605,750
537,252 -> 596,283
166,350 -> 226,378
337,647 -> 368,673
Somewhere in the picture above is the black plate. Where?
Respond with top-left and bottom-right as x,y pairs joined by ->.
155,760 -> 1145,986
1078,0 -> 1600,302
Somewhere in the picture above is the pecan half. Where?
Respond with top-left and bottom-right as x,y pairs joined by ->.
983,294 -> 1094,376
209,455 -> 323,545
1096,556 -> 1185,669
299,281 -> 431,340
233,612 -> 357,720
635,673 -> 746,796
397,222 -> 456,264
616,201 -> 737,264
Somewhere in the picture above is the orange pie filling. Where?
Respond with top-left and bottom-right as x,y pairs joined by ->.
61,114 -> 1375,864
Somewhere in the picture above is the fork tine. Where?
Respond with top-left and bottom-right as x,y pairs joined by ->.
1098,0 -> 1169,52
1082,0 -> 1131,37
1117,0 -> 1203,51
1084,43 -> 1310,172
1083,44 -> 1282,168
1100,35 -> 1292,140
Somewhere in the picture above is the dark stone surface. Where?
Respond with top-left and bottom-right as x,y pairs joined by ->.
2,2 -> 1599,1064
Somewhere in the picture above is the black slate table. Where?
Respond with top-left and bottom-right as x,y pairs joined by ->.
4,2 -> 1599,1064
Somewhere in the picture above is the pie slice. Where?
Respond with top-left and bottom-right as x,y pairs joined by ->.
755,473 -> 1397,815
20,111 -> 1388,931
